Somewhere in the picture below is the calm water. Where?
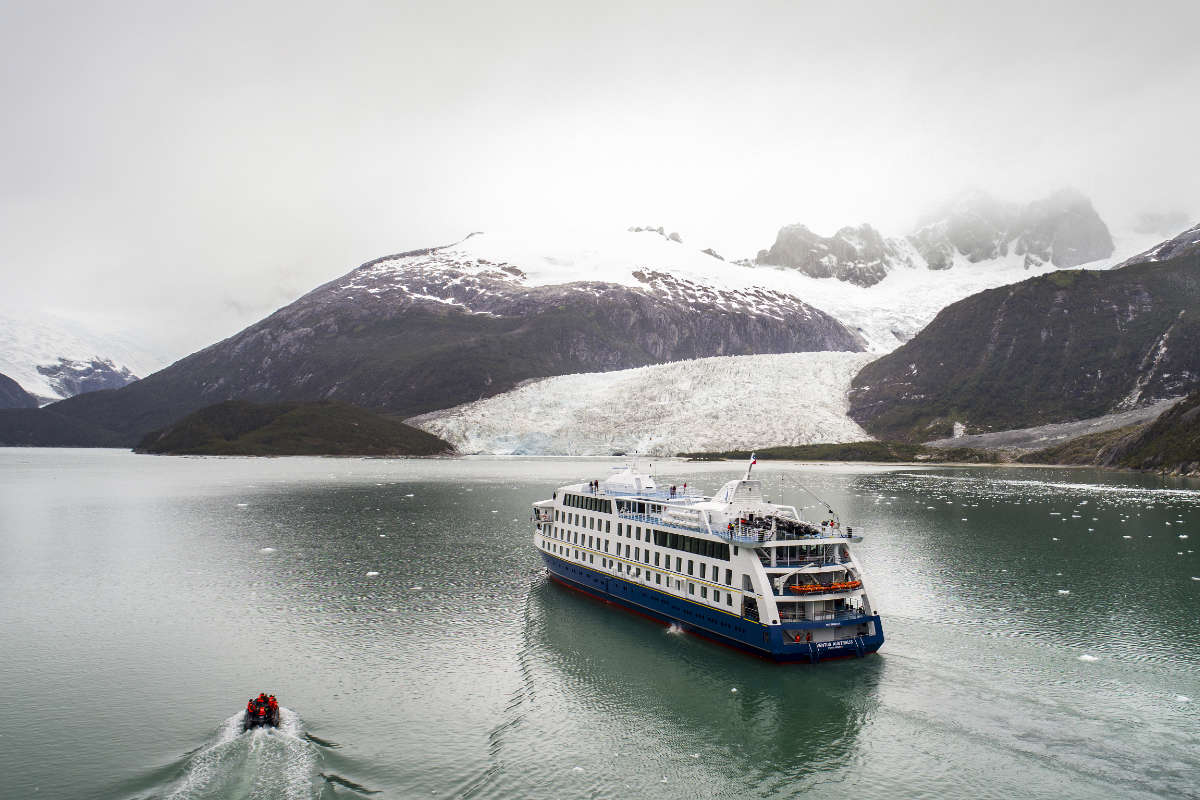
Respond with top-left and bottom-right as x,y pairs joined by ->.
1,450 -> 1198,800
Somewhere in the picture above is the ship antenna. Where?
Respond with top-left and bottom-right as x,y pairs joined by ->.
797,481 -> 837,524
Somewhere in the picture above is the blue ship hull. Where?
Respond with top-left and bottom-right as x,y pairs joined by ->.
541,551 -> 883,663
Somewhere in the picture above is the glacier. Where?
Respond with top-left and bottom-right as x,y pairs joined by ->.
0,308 -> 162,402
409,352 -> 877,456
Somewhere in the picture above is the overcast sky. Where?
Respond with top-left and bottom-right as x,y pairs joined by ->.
3,0 -> 1198,362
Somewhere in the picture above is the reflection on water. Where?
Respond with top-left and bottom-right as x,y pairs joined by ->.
487,575 -> 885,798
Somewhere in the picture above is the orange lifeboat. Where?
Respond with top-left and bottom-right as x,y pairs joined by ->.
788,579 -> 862,594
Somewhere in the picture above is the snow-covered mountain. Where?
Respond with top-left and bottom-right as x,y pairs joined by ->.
410,352 -> 875,456
756,188 -> 1117,288
0,310 -> 160,403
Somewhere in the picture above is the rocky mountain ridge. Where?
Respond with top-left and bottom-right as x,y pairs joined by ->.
756,189 -> 1115,287
19,233 -> 864,445
848,220 -> 1200,441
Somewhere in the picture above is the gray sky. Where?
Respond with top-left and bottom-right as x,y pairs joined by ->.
3,0 -> 1198,362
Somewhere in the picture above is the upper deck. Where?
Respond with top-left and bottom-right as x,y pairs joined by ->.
557,468 -> 860,546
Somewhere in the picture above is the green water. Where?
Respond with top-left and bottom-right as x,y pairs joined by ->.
1,450 -> 1197,799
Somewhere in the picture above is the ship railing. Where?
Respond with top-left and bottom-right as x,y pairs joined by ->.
601,487 -> 706,501
763,557 -> 852,570
778,607 -> 867,623
617,511 -> 706,534
710,520 -> 858,543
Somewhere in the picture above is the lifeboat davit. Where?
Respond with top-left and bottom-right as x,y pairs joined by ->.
242,693 -> 281,731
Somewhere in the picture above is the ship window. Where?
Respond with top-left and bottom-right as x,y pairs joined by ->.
604,541 -> 609,552
725,569 -> 732,585
617,523 -> 622,536
590,517 -> 595,529
635,527 -> 641,541
733,546 -> 739,556
675,557 -> 682,572
654,552 -> 660,566
701,586 -> 708,599
727,594 -> 733,607
590,554 -> 594,564
644,550 -> 650,564
635,568 -> 641,577
688,583 -> 695,595
588,536 -> 593,548
699,563 -> 706,579
687,560 -> 693,576
713,590 -> 720,602
655,573 -> 661,585
605,521 -> 610,533
634,547 -> 640,561
625,545 -> 630,558
742,575 -> 753,592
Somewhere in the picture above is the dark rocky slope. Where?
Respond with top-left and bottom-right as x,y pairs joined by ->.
849,223 -> 1200,441
1020,389 -> 1200,476
0,372 -> 38,409
136,400 -> 453,456
20,238 -> 863,446
0,408 -> 124,446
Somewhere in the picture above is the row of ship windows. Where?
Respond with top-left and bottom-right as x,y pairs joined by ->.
542,540 -> 737,608
544,524 -> 750,592
554,510 -> 733,562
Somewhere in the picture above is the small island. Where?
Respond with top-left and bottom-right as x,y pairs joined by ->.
135,400 -> 454,456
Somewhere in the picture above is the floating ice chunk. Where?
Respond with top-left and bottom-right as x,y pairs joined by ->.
260,547 -> 276,553
1192,577 -> 1200,581
730,687 -> 738,693
1180,535 -> 1189,539
366,571 -> 380,576
661,777 -> 669,783
1051,537 -> 1059,541
690,753 -> 700,758
1056,572 -> 1063,576
1177,695 -> 1191,702
1088,528 -> 1094,531
1123,535 -> 1132,539
1057,589 -> 1070,595
491,510 -> 499,513
1078,654 -> 1099,662
410,585 -> 424,590
572,766 -> 584,772
405,493 -> 415,497
380,534 -> 387,537
961,518 -> 968,521
236,503 -> 248,508
1050,512 -> 1061,516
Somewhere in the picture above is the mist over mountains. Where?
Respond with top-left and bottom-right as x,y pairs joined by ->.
756,189 -> 1115,287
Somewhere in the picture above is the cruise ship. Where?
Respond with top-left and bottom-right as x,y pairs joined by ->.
532,461 -> 884,662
